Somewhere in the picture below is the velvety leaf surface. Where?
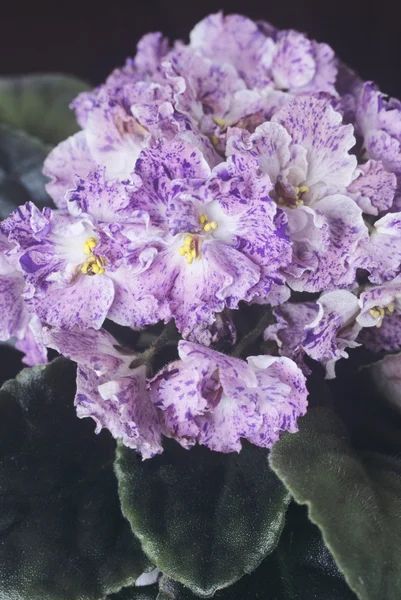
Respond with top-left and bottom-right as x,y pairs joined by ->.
0,74 -> 89,144
0,125 -> 53,218
156,504 -> 356,599
269,404 -> 401,600
115,439 -> 291,597
0,358 -> 151,600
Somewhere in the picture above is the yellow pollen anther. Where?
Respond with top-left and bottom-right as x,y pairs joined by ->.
184,235 -> 193,247
387,302 -> 395,314
204,222 -> 212,232
211,135 -> 219,146
199,214 -> 207,224
191,248 -> 197,258
80,253 -> 106,276
83,237 -> 97,255
298,185 -> 309,194
179,246 -> 186,256
295,186 -> 300,195
210,221 -> 218,230
186,255 -> 193,265
214,117 -> 226,127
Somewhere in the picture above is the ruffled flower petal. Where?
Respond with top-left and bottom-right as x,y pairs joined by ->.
44,327 -> 164,458
150,340 -> 308,452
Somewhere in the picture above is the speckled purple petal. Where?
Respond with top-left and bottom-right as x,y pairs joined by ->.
302,290 -> 361,378
150,341 -> 308,452
43,131 -> 97,210
45,326 -> 164,458
367,212 -> 401,283
264,301 -> 319,370
272,97 -> 357,189
347,159 -> 396,215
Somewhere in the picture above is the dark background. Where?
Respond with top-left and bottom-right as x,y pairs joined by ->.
1,0 -> 401,96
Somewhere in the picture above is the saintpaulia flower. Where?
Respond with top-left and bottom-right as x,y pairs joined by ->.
227,96 -> 370,291
123,138 -> 292,339
1,172 -> 162,331
264,301 -> 319,372
302,290 -> 361,377
150,341 -> 308,452
265,291 -> 361,377
0,232 -> 47,365
364,212 -> 401,284
347,159 -> 396,215
44,34 -> 218,210
43,327 -> 163,458
356,82 -> 401,175
356,275 -> 401,352
159,46 -> 271,151
189,12 -> 338,96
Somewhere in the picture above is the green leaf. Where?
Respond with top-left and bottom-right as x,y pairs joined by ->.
0,125 -> 53,218
115,439 -> 290,597
0,358 -> 151,600
0,74 -> 89,145
269,405 -> 401,600
156,504 -> 356,599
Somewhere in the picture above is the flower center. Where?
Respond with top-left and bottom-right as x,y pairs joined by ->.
369,302 -> 395,327
80,237 -> 106,276
199,214 -> 218,233
277,185 -> 309,209
179,234 -> 201,265
178,216 -> 219,264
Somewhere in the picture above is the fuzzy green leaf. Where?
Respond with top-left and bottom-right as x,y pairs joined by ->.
0,358 -> 151,600
156,503 -> 356,599
269,405 -> 401,600
115,439 -> 290,597
0,74 -> 89,145
0,125 -> 53,218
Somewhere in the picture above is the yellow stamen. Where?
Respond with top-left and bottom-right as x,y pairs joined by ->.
80,253 -> 106,276
211,135 -> 219,146
186,255 -> 193,265
83,237 -> 97,255
204,222 -> 212,232
191,248 -> 197,258
184,235 -> 193,247
298,185 -> 309,194
214,117 -> 226,127
210,221 -> 218,230
369,307 -> 383,319
179,246 -> 186,256
387,302 -> 395,314
199,214 -> 207,224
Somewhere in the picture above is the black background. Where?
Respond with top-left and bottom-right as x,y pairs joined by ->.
1,0 -> 401,96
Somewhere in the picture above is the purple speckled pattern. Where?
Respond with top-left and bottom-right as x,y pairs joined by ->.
149,341 -> 308,452
44,327 -> 164,458
302,290 -> 361,378
3,11 -> 401,456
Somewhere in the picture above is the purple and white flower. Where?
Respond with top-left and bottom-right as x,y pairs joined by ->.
44,327 -> 164,458
227,96 -> 369,291
120,137 -> 292,340
150,340 -> 308,452
189,12 -> 337,96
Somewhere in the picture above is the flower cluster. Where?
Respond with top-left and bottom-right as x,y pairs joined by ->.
1,12 -> 400,457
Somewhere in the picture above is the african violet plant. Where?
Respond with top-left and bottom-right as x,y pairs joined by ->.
1,11 -> 401,600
